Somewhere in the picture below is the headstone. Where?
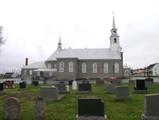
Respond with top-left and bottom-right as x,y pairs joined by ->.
55,83 -> 67,94
77,97 -> 107,120
96,80 -> 105,85
66,85 -> 69,92
19,81 -> 26,89
106,83 -> 115,94
145,78 -> 153,88
72,80 -> 78,90
134,79 -> 147,93
68,80 -> 73,85
141,94 -> 159,120
82,80 -> 89,84
32,81 -> 39,86
0,83 -> 4,91
40,86 -> 58,101
3,97 -> 20,120
115,86 -> 130,100
78,83 -> 92,93
128,80 -> 135,85
35,96 -> 46,120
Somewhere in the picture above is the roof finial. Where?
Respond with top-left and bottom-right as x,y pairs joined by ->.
112,11 -> 116,29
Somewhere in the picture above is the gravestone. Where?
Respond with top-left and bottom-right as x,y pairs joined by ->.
68,80 -> 73,85
78,83 -> 92,93
134,79 -> 147,93
96,80 -> 105,85
72,80 -> 78,90
3,97 -> 20,120
32,81 -> 39,86
19,81 -> 26,89
128,80 -> 135,85
55,83 -> 67,94
115,86 -> 130,100
35,96 -> 46,120
145,78 -> 153,88
141,94 -> 159,120
106,83 -> 115,94
40,86 -> 58,101
0,83 -> 4,91
77,97 -> 107,120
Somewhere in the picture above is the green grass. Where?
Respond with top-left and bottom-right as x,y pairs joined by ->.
0,83 -> 159,120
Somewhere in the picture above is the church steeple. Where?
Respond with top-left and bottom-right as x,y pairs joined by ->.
109,13 -> 121,51
112,15 -> 116,29
57,35 -> 62,50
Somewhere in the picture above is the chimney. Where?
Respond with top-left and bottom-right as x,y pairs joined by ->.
25,58 -> 28,66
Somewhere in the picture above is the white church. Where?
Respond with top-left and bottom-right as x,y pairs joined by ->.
21,16 -> 124,81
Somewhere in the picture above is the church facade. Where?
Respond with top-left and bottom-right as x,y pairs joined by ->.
21,16 -> 124,81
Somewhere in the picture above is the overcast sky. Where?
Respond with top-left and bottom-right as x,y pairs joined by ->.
0,0 -> 159,72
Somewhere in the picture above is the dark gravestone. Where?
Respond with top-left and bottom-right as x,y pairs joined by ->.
77,97 -> 107,120
78,97 -> 104,116
32,81 -> 39,86
0,83 -> 4,91
3,97 -> 20,120
55,83 -> 67,94
78,83 -> 91,92
134,80 -> 147,93
19,82 -> 26,89
68,80 -> 73,85
141,94 -> 159,120
135,80 -> 147,90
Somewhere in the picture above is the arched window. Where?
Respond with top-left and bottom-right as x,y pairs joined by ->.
59,61 -> 64,72
104,63 -> 109,73
82,63 -> 87,73
69,61 -> 73,72
114,62 -> 119,73
48,63 -> 51,68
93,62 -> 97,73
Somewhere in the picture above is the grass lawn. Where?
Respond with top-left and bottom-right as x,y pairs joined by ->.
0,83 -> 159,120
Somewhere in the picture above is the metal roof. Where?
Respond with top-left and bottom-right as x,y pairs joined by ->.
46,48 -> 121,61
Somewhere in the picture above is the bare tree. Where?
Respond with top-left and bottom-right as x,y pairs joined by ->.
0,26 -> 5,46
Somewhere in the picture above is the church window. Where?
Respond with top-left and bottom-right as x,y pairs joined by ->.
49,71 -> 53,77
54,63 -> 57,68
114,62 -> 119,73
114,38 -> 117,43
104,63 -> 109,73
59,61 -> 64,72
93,62 -> 97,73
24,70 -> 27,75
82,63 -> 87,73
29,70 -> 33,75
48,63 -> 51,68
69,61 -> 73,72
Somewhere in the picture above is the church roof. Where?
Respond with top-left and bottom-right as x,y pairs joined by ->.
22,62 -> 46,69
46,48 -> 121,61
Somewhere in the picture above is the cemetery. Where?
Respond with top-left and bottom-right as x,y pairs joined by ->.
0,79 -> 159,120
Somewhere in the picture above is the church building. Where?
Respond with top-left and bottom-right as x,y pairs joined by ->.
21,16 -> 124,81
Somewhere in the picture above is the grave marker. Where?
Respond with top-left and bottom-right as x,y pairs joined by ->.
3,97 -> 20,120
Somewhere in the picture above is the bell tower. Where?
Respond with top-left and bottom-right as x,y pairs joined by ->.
109,14 -> 121,52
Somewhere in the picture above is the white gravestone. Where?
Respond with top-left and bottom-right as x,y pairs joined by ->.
72,80 -> 77,90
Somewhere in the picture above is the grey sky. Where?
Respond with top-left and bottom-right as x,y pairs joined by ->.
0,0 -> 159,72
